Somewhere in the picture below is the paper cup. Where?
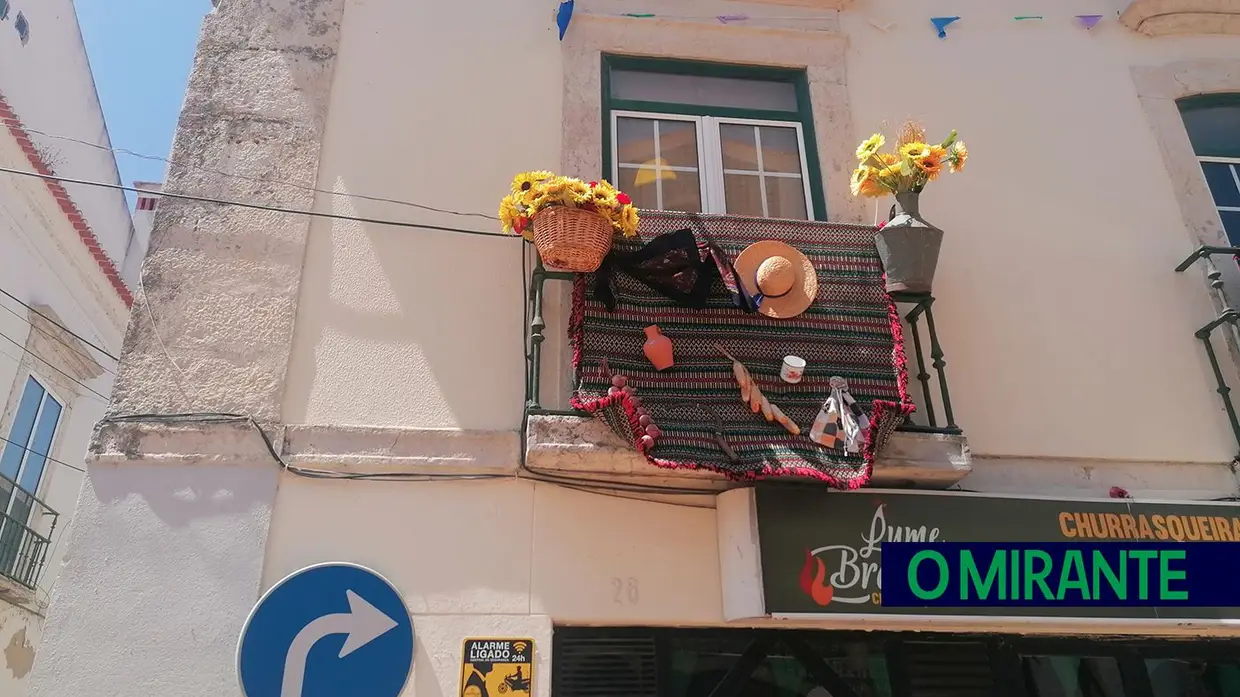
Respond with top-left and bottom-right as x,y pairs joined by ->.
781,355 -> 806,384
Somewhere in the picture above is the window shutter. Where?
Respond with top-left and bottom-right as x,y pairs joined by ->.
553,632 -> 659,697
902,641 -> 995,697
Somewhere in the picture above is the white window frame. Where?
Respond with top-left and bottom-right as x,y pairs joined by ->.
2,373 -> 64,506
1198,156 -> 1240,244
611,110 -> 815,219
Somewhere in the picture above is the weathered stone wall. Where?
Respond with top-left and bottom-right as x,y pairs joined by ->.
26,3 -> 345,696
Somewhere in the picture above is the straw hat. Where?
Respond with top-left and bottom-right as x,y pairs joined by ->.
733,240 -> 818,319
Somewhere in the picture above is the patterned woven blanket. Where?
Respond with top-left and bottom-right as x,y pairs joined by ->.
569,211 -> 915,489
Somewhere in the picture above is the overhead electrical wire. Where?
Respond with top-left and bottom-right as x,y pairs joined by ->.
0,286 -> 119,362
99,412 -> 718,507
0,165 -> 514,239
6,119 -> 500,221
0,432 -> 86,474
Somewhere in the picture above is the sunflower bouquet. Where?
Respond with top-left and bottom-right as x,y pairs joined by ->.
850,121 -> 968,199
499,171 -> 640,241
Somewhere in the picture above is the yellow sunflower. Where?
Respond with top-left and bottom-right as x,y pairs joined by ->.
591,188 -> 619,210
511,170 -> 554,194
856,134 -> 885,161
566,179 -> 592,204
899,142 -> 932,162
874,152 -> 902,179
498,194 -> 521,233
618,205 -> 640,236
850,166 -> 886,198
949,140 -> 968,173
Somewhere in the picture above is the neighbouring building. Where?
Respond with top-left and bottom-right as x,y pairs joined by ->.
24,1 -> 1240,696
0,1 -> 154,694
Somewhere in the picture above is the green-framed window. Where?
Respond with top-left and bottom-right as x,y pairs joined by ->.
1178,93 -> 1240,245
601,55 -> 827,221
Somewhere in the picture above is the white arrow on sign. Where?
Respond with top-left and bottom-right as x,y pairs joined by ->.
279,589 -> 399,697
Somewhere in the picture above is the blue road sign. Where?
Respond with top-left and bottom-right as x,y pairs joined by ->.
237,562 -> 414,697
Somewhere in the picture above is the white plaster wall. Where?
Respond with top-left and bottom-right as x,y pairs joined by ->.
282,0 -> 563,430
0,0 -> 135,267
842,0 -> 1240,463
284,0 -> 1240,463
263,477 -> 723,676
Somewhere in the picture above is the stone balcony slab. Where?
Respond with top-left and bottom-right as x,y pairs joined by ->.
525,414 -> 971,489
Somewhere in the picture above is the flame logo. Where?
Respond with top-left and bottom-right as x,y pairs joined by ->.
798,548 -> 834,606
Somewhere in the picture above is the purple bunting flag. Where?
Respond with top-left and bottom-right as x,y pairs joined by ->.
1076,14 -> 1103,29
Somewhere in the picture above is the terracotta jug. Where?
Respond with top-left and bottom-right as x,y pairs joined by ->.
643,325 -> 674,371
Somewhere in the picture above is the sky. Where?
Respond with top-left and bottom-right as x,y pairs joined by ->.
74,0 -> 212,205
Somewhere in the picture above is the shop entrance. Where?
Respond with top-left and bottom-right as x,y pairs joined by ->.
552,627 -> 1240,697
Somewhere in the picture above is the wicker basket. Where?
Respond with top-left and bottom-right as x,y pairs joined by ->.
531,206 -> 614,272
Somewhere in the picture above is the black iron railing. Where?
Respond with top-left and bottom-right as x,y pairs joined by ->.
1175,245 -> 1240,457
525,256 -> 575,416
0,473 -> 58,590
891,291 -> 961,435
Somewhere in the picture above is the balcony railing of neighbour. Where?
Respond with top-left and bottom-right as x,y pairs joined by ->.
890,292 -> 960,435
0,477 -> 57,591
522,215 -> 961,439
1176,245 -> 1240,457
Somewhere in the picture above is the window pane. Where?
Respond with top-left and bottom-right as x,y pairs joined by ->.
659,120 -> 699,168
760,126 -> 803,174
610,69 -> 799,112
662,171 -> 702,213
616,167 -> 660,209
1221,210 -> 1240,246
1202,162 -> 1240,207
1147,658 -> 1240,697
720,124 -> 758,170
724,174 -> 764,216
20,396 -> 60,493
766,177 -> 808,220
0,378 -> 44,480
1022,656 -> 1124,697
616,117 -> 656,165
1179,96 -> 1240,158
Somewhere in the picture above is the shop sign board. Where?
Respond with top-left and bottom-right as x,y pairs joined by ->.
756,486 -> 1240,620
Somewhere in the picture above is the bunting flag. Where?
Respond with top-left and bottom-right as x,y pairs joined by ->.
930,16 -> 960,38
1014,15 -> 1044,20
556,0 -> 574,40
717,14 -> 748,24
1076,14 -> 1103,29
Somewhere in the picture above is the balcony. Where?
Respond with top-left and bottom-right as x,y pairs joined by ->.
0,476 -> 57,597
521,212 -> 970,490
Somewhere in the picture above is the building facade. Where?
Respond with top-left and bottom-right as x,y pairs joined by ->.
24,0 -> 1240,696
0,0 -> 146,694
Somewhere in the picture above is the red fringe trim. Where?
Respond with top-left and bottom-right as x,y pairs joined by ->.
567,267 -> 918,490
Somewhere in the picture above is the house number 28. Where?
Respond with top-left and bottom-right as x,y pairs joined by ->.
611,577 -> 639,604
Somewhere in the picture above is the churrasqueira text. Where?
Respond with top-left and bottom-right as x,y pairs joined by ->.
907,549 -> 1188,601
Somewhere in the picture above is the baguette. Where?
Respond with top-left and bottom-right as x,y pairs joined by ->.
716,344 -> 800,435
769,404 -> 801,436
759,393 -> 774,422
